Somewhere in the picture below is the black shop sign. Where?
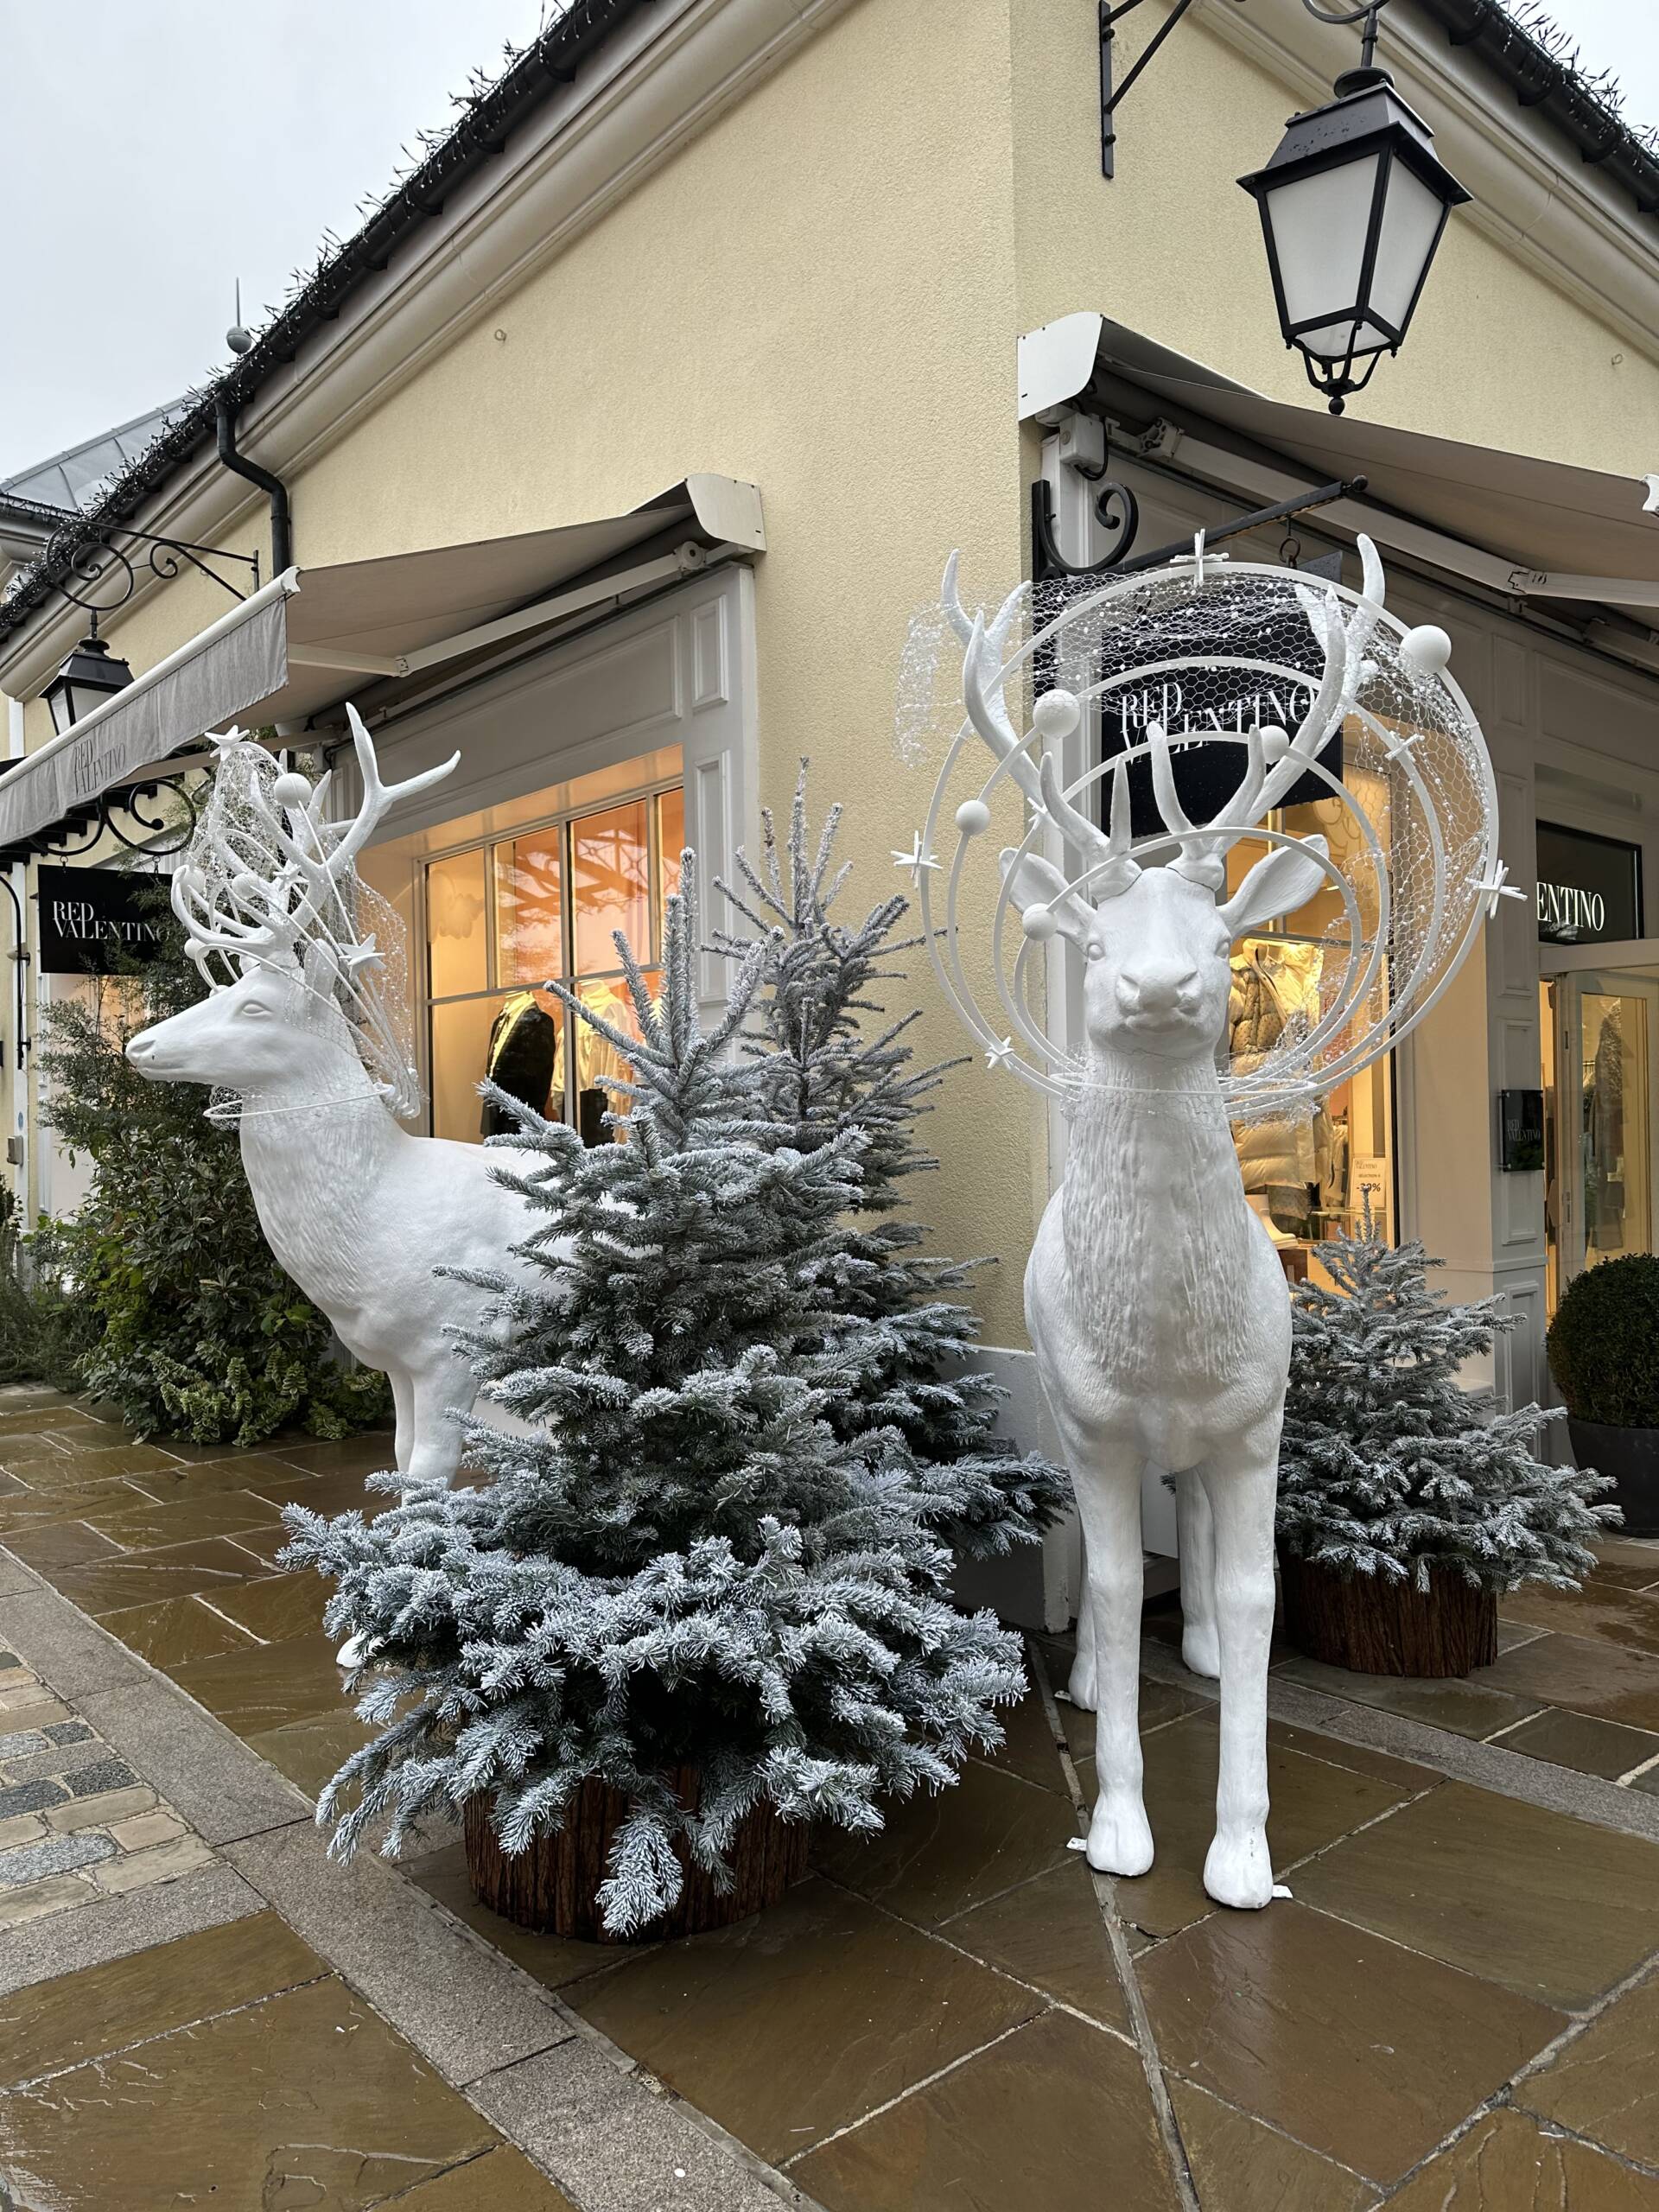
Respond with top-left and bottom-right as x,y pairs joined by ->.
1096,581 -> 1343,840
1535,822 -> 1643,947
35,866 -> 167,976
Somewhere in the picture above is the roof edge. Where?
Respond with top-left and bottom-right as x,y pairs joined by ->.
0,0 -> 657,646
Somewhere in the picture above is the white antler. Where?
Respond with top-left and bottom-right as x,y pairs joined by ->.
1166,537 -> 1384,889
944,556 -> 1044,810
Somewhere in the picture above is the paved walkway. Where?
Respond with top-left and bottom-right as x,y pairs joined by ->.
3,1382 -> 1659,2209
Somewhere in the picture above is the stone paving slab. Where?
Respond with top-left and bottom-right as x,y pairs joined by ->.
224,1817 -> 580,2090
0,1859 -> 263,1997
471,2034 -> 797,2212
73,1678 -> 312,1846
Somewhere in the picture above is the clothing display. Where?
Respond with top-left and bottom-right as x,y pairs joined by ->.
481,991 -> 560,1136
1229,942 -> 1325,1223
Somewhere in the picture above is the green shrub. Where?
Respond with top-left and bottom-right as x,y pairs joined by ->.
35,878 -> 391,1447
1548,1255 -> 1659,1428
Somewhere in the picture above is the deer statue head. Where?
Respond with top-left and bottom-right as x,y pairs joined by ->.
128,706 -> 458,1112
936,539 -> 1393,1093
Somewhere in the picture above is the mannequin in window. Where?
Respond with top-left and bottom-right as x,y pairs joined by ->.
1228,943 -> 1323,1235
481,990 -> 559,1136
575,977 -> 649,1145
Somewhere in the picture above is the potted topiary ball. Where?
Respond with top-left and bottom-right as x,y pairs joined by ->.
1275,1203 -> 1618,1677
1548,1255 -> 1659,1537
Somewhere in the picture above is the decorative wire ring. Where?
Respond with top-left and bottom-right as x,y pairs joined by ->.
915,552 -> 1498,1110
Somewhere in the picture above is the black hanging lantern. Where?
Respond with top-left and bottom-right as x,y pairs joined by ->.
1238,60 -> 1469,415
43,626 -> 133,735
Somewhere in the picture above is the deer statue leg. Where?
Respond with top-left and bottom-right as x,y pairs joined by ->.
1197,1439 -> 1281,1910
404,1362 -> 474,1490
1176,1470 -> 1221,1681
337,1363 -> 414,1673
1068,1534 -> 1096,1712
1071,1441 -> 1154,1878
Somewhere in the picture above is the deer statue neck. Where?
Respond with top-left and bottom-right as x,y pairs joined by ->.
1062,1042 -> 1255,1391
234,1046 -> 408,1306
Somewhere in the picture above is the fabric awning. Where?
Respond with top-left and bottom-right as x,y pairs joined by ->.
0,577 -> 294,852
1020,312 -> 1659,618
0,474 -> 764,854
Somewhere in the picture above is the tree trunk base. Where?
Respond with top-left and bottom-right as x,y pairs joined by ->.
463,1771 -> 810,1943
1279,1553 -> 1497,1679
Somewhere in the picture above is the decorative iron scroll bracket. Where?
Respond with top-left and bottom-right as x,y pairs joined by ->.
41,520 -> 260,626
0,770 -> 200,875
1030,473 -> 1369,584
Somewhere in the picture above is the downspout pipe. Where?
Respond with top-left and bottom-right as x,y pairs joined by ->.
215,399 -> 292,576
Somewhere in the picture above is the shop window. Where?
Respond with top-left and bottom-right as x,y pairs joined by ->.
421,768 -> 680,1145
1225,760 -> 1396,1287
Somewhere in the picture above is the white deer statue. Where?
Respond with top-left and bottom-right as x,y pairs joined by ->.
941,550 -> 1377,1910
126,712 -> 538,1578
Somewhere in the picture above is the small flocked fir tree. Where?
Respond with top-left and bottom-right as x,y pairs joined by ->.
283,857 -> 1025,1936
715,769 -> 1069,1558
1277,1197 -> 1617,1592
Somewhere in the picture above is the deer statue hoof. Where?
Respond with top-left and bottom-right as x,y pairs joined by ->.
336,1631 -> 378,1671
1085,1791 -> 1154,1878
1180,1624 -> 1222,1681
1203,1827 -> 1274,1910
1066,1652 -> 1097,1712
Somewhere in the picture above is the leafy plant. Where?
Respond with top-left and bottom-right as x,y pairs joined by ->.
35,875 -> 390,1446
1548,1255 -> 1659,1428
1278,1202 -> 1617,1592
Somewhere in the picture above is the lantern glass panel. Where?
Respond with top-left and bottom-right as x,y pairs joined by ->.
1369,158 -> 1446,336
1265,154 -> 1379,357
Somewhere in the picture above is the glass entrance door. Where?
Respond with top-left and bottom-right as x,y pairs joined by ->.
1542,967 -> 1659,1307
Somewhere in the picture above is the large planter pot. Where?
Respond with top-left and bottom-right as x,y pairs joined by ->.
1567,1416 -> 1659,1538
1279,1551 -> 1497,1679
463,1770 -> 810,1943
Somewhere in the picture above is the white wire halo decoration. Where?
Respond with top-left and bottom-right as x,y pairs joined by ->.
905,535 -> 1509,1117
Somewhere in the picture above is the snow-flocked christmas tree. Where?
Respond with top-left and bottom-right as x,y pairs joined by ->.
715,769 -> 1070,1559
283,855 -> 1026,1936
1276,1198 -> 1618,1591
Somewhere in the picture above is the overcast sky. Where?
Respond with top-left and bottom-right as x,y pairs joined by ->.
0,0 -> 1655,482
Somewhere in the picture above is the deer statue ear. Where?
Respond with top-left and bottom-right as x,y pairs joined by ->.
1000,849 -> 1095,949
1217,836 -> 1330,939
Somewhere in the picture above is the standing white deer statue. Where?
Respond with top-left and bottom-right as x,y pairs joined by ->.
126,710 -> 538,1560
918,537 -> 1499,1910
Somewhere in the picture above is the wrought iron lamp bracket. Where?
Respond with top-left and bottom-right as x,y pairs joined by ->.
1100,0 -> 1391,178
41,521 -> 260,628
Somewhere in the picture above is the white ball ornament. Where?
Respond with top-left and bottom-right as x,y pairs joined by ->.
272,772 -> 315,809
1031,689 -> 1082,741
955,798 -> 991,836
1259,724 -> 1290,763
1400,625 -> 1452,677
1021,903 -> 1059,942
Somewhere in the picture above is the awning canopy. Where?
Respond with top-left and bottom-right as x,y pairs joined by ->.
0,474 -> 763,855
1020,312 -> 1659,620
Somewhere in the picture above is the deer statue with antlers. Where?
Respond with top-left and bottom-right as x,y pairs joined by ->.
938,545 -> 1389,1910
127,711 -> 540,1652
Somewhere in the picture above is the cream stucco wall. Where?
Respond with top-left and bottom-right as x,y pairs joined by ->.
11,0 -> 1047,1342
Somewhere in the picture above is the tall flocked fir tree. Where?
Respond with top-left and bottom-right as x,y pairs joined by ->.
1276,1198 -> 1617,1590
715,769 -> 1070,1558
283,857 -> 1026,1936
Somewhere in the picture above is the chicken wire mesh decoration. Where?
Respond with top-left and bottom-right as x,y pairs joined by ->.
170,715 -> 423,1125
900,536 -> 1505,1116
